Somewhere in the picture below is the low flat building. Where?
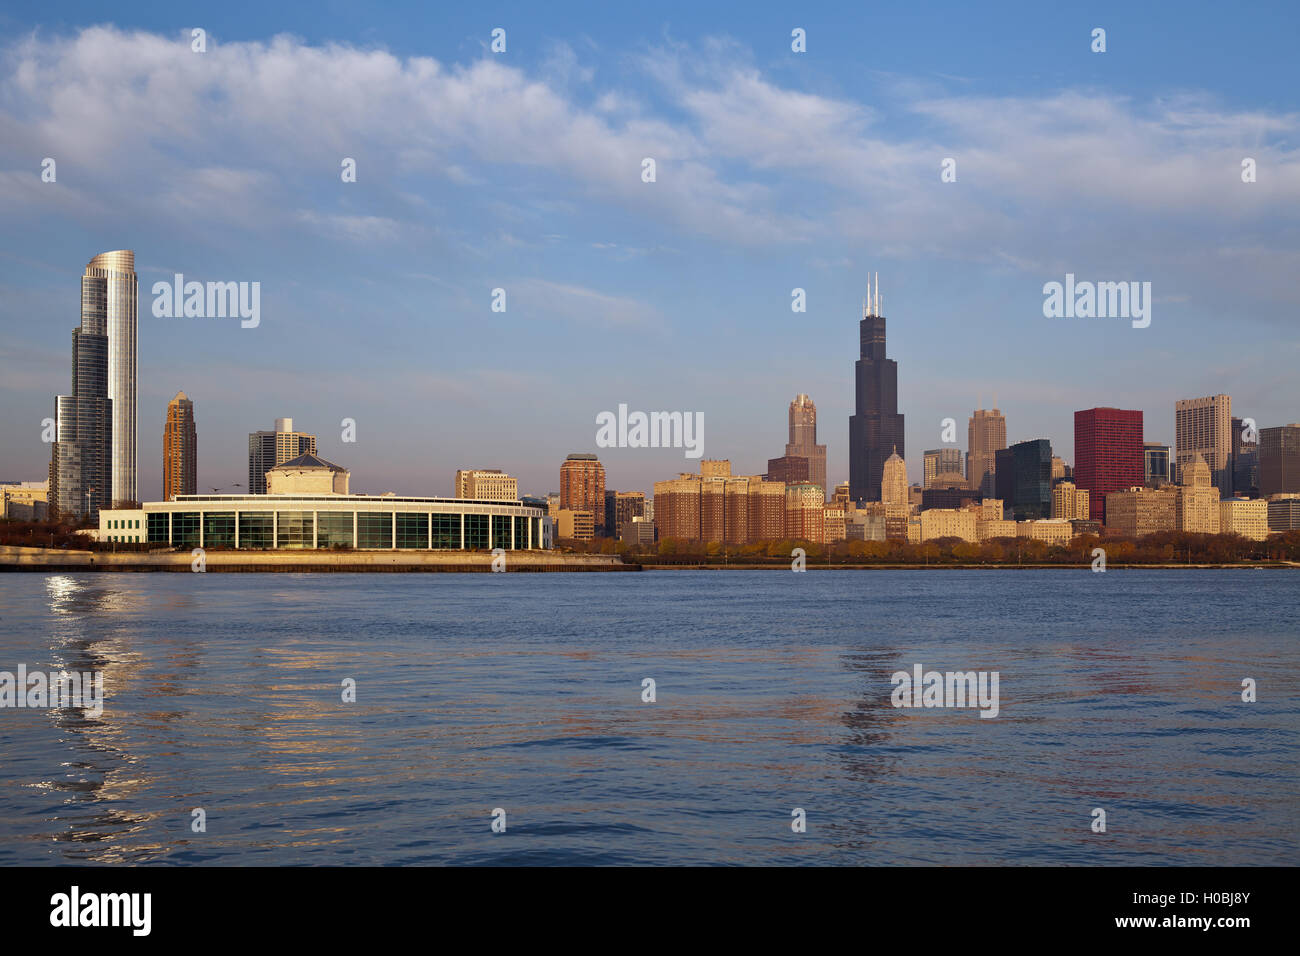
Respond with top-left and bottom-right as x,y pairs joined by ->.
1016,518 -> 1075,545
846,512 -> 887,542
977,518 -> 1018,541
454,469 -> 519,501
555,509 -> 595,541
1219,498 -> 1269,541
1267,494 -> 1300,532
1105,486 -> 1177,536
1,480 -> 49,521
99,492 -> 548,550
620,514 -> 656,546
920,508 -> 977,543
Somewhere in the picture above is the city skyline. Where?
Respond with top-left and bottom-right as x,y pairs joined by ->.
1,8 -> 1298,502
17,249 -> 1299,507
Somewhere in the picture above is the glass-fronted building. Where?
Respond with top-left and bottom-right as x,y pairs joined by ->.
97,495 -> 551,550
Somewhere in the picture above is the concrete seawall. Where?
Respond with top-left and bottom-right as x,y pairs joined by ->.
0,546 -> 638,572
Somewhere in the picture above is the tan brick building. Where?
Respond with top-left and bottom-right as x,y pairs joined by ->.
1105,486 -> 1177,536
1051,481 -> 1091,520
920,508 -> 978,543
1219,497 -> 1268,541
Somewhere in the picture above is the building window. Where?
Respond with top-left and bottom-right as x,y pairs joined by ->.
395,513 -> 428,549
203,512 -> 236,547
147,512 -> 169,544
317,512 -> 354,549
239,512 -> 274,549
464,514 -> 489,550
431,513 -> 461,549
276,511 -> 313,549
514,515 -> 529,549
492,514 -> 511,549
173,513 -> 201,548
357,512 -> 393,549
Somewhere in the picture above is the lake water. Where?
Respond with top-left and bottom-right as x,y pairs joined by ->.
0,569 -> 1296,865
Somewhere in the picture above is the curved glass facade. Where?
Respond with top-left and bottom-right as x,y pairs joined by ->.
113,495 -> 548,551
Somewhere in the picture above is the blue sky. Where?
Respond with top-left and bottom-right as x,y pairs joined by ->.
2,1 -> 1297,500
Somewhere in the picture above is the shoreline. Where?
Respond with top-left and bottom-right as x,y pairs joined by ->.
636,562 -> 1300,570
0,547 -> 1294,572
0,546 -> 637,572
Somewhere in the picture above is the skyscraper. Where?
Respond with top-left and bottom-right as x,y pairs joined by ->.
784,394 -> 827,498
560,453 -> 607,534
881,449 -> 908,514
923,448 -> 964,487
163,391 -> 197,500
1144,442 -> 1171,487
848,275 -> 904,502
49,268 -> 114,520
248,418 -> 317,494
1231,416 -> 1259,497
967,408 -> 1007,497
1073,407 -> 1143,526
84,251 -> 138,505
1259,424 -> 1300,496
995,439 -> 1053,519
1175,394 -> 1232,495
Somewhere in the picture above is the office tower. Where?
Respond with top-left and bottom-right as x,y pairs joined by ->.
995,439 -> 1053,519
1175,395 -> 1232,494
248,418 -> 317,494
76,251 -> 137,506
49,257 -> 117,520
1259,424 -> 1300,496
784,394 -> 827,499
560,453 -> 607,534
605,490 -> 646,537
163,391 -> 197,500
1144,442 -> 1171,487
1073,407 -> 1143,526
881,450 -> 908,514
1176,455 -> 1221,533
1051,480 -> 1091,520
848,275 -> 905,503
923,448 -> 964,488
455,469 -> 519,501
1230,417 -> 1259,497
967,408 -> 1007,497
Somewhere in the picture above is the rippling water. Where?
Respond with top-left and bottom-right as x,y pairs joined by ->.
0,570 -> 1296,865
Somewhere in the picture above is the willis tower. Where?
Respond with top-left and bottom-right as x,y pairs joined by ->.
848,274 -> 905,503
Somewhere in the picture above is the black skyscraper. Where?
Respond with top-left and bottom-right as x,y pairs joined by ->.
49,270 -> 113,520
849,278 -> 904,503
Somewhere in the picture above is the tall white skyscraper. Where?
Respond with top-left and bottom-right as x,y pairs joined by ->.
83,250 -> 138,504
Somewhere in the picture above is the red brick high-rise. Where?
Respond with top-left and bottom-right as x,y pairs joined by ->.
1074,407 -> 1143,526
560,453 -> 607,534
